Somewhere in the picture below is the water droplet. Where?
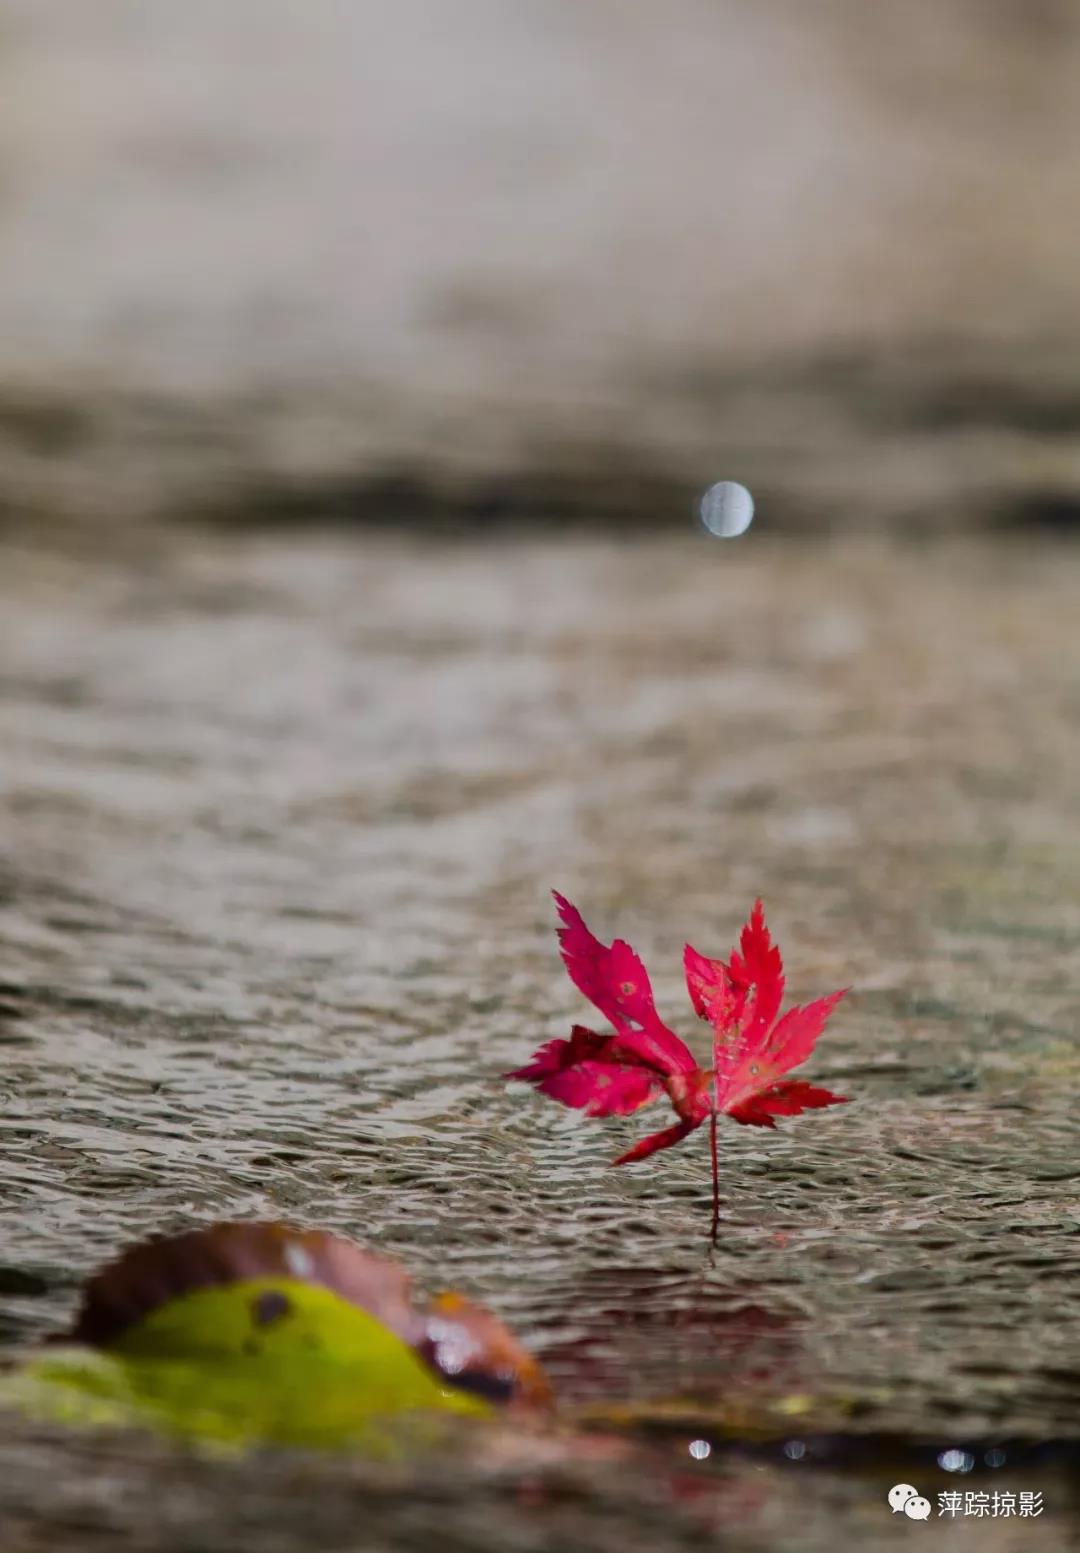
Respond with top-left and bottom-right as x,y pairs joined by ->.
688,1438 -> 712,1460
698,481 -> 754,538
938,1448 -> 975,1473
284,1243 -> 315,1279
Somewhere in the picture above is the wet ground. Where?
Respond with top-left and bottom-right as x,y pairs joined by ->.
0,523 -> 1077,1548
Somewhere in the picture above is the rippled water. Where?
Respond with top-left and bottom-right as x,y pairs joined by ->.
1,526 -> 1078,1548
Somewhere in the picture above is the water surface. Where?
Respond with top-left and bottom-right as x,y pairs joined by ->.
1,527 -> 1077,1548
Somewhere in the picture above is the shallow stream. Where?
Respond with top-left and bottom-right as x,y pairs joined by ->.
1,526 -> 1077,1548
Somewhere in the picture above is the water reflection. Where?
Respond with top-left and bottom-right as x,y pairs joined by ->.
535,1264 -> 799,1403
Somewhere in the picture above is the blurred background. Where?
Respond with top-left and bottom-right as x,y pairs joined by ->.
3,0 -> 1080,530
3,8 -> 1080,1552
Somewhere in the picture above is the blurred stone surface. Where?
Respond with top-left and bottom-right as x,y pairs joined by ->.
2,0 -> 1080,527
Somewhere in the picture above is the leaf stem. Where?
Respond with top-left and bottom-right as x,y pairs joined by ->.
709,1111 -> 719,1243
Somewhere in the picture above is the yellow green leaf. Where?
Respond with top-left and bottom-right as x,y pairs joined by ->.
5,1277 -> 490,1452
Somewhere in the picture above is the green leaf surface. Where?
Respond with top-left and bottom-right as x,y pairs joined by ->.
4,1277 -> 489,1451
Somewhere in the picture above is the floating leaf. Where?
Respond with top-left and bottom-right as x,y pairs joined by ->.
508,896 -> 850,1238
5,1222 -> 549,1450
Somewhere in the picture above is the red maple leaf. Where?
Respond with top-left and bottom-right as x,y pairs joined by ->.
506,894 -> 849,1238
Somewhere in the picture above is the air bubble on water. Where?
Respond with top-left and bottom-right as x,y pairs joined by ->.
698,480 -> 754,538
